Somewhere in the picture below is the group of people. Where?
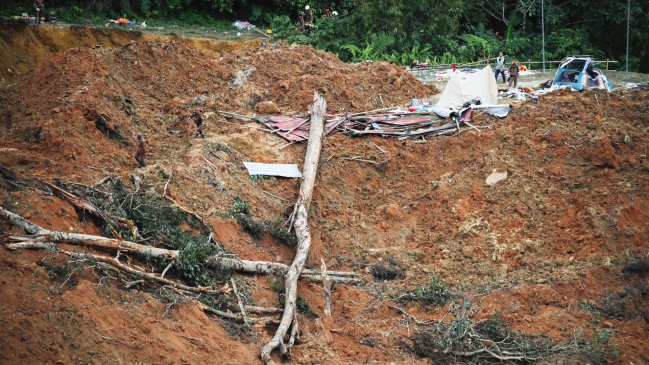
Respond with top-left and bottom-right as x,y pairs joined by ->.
494,52 -> 520,88
298,5 -> 337,32
134,109 -> 205,168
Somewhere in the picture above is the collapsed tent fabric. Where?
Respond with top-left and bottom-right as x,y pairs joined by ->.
431,104 -> 511,119
437,65 -> 498,109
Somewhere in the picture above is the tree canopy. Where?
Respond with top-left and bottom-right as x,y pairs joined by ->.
18,0 -> 649,72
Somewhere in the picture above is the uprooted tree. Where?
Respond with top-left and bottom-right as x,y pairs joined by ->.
260,91 -> 327,364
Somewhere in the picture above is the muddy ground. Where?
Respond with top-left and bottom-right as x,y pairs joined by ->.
1,24 -> 648,365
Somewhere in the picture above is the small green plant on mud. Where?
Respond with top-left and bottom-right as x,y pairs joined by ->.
231,198 -> 249,215
398,277 -> 452,306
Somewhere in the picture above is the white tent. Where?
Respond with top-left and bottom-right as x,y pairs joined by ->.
437,65 -> 498,109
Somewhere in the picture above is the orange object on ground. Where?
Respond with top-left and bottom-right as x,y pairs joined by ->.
116,18 -> 129,24
519,65 -> 528,71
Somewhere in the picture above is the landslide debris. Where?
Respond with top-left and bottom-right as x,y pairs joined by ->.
0,39 -> 434,179
1,29 -> 648,365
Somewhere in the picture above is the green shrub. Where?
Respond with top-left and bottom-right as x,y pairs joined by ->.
268,220 -> 296,246
231,198 -> 249,215
399,277 -> 452,306
235,213 -> 265,239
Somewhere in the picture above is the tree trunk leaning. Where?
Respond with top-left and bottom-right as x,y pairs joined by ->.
260,91 -> 327,365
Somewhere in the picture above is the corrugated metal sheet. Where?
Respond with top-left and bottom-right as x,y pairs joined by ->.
243,162 -> 303,178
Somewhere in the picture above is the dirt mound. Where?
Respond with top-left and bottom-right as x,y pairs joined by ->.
0,22 -> 263,84
0,38 -> 434,181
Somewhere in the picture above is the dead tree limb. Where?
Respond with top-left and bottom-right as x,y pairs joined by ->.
230,278 -> 250,326
261,91 -> 327,364
42,181 -> 137,236
209,256 -> 358,282
6,240 -> 223,295
0,207 -> 357,284
321,258 -> 333,317
200,304 -> 278,325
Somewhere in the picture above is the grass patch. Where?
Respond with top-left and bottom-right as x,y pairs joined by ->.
249,175 -> 271,183
230,200 -> 295,244
235,213 -> 265,239
296,296 -> 311,314
231,198 -> 249,215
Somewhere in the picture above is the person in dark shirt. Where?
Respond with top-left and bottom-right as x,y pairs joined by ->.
34,0 -> 45,24
188,110 -> 205,138
305,5 -> 314,24
508,61 -> 520,88
135,135 -> 146,167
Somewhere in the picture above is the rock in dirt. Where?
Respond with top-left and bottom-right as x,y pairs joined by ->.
486,169 -> 508,186
231,68 -> 255,88
256,101 -> 280,114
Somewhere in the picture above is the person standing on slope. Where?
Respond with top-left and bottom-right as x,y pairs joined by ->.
135,135 -> 146,167
305,5 -> 314,24
189,110 -> 206,139
508,61 -> 520,89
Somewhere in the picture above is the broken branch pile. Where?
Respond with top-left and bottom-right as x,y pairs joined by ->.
403,299 -> 587,363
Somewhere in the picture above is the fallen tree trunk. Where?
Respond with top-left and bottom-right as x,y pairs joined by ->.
6,241 -> 221,294
0,207 -> 358,284
261,91 -> 327,364
6,239 -> 288,324
209,256 -> 359,280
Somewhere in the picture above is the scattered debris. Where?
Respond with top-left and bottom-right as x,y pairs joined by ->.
552,57 -> 612,91
231,68 -> 255,88
485,169 -> 508,186
256,115 -> 344,142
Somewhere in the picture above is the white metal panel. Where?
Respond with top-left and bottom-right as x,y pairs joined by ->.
243,162 -> 303,178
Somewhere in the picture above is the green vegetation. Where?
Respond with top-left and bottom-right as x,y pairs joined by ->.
230,199 -> 297,245
2,0 -> 647,71
268,219 -> 297,246
85,179 -> 225,287
231,197 -> 250,215
248,175 -> 271,183
398,277 -> 453,306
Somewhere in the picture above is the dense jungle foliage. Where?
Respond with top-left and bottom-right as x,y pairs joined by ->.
4,0 -> 648,72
